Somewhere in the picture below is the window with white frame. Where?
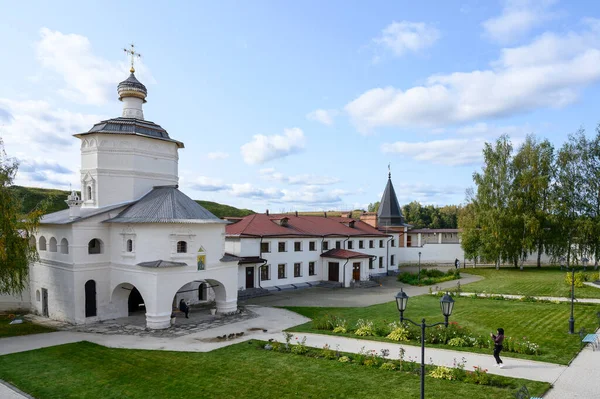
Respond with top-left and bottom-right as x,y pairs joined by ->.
177,241 -> 188,253
309,262 -> 316,276
261,265 -> 270,281
294,242 -> 302,252
294,262 -> 302,277
309,241 -> 316,251
347,241 -> 353,249
322,241 -> 329,250
278,264 -> 286,279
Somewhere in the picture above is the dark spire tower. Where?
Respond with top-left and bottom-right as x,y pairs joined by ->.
376,166 -> 405,228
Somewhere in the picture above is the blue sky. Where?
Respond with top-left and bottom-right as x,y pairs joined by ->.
2,0 -> 600,212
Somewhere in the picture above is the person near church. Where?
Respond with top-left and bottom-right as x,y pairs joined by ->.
454,258 -> 460,269
491,328 -> 505,368
179,299 -> 190,318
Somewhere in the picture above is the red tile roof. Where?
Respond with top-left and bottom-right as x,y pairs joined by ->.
320,248 -> 373,259
226,213 -> 389,238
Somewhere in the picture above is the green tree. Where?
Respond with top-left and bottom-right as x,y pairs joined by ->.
0,139 -> 44,295
458,199 -> 481,267
367,201 -> 380,213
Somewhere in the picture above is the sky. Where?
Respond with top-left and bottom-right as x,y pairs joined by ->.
1,0 -> 600,213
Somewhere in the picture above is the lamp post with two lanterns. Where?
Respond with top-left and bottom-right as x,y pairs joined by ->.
395,289 -> 455,399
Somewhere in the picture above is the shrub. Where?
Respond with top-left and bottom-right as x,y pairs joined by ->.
354,319 -> 376,336
320,344 -> 337,360
429,365 -> 455,380
448,337 -> 469,347
380,362 -> 397,371
467,366 -> 490,385
387,327 -> 411,342
332,326 -> 347,333
565,272 -> 586,288
291,336 -> 309,355
338,356 -> 351,363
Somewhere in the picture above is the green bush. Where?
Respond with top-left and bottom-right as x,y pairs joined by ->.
397,268 -> 460,286
354,319 -> 376,336
380,362 -> 397,371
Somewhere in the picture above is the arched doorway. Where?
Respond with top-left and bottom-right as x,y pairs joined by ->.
128,287 -> 145,313
85,280 -> 97,317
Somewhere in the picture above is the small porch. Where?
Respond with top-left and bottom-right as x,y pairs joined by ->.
320,248 -> 374,288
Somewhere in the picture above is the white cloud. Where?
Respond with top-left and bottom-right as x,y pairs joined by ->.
374,21 -> 440,57
456,122 -> 533,137
346,22 -> 600,131
207,151 -> 230,160
306,109 -> 338,126
280,188 -> 344,205
36,28 -> 154,105
259,168 -> 341,185
229,183 -> 283,200
381,139 -> 486,166
188,176 -> 228,192
482,0 -> 558,44
241,128 -> 306,165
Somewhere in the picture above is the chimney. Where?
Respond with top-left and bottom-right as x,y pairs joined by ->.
65,190 -> 83,219
266,209 -> 269,216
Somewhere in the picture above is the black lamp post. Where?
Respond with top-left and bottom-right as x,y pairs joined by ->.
566,261 -> 576,334
395,289 -> 455,399
418,251 -> 422,283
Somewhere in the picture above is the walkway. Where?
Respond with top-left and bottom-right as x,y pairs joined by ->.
244,273 -> 483,307
451,292 -> 600,304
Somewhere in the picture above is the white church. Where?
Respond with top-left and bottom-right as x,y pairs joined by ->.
22,66 -> 240,330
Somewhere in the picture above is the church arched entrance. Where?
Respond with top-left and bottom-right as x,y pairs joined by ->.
128,287 -> 146,313
85,280 -> 97,317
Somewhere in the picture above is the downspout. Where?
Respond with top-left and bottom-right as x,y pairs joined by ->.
258,236 -> 264,289
342,258 -> 350,287
386,234 -> 394,276
343,235 -> 350,249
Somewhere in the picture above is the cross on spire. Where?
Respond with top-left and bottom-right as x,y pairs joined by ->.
388,162 -> 391,179
123,43 -> 141,73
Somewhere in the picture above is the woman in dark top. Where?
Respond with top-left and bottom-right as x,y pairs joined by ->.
491,328 -> 505,367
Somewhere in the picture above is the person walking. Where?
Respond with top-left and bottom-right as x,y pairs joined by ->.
454,258 -> 459,269
491,328 -> 505,368
179,299 -> 190,318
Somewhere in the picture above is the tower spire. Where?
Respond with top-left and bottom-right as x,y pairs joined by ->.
388,162 -> 391,179
123,43 -> 141,73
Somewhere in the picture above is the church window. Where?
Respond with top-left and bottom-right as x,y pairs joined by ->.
197,246 -> 206,270
126,239 -> 133,252
49,237 -> 57,252
87,186 -> 92,201
261,265 -> 270,281
60,238 -> 69,254
177,241 -> 187,253
39,236 -> 47,251
88,238 -> 102,254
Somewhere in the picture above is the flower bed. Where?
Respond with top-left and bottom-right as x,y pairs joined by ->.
397,269 -> 460,286
311,317 -> 541,355
259,335 -> 528,390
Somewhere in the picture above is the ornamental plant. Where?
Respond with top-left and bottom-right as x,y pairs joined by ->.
429,365 -> 455,380
291,336 -> 308,355
468,366 -> 490,385
380,362 -> 397,371
354,319 -> 376,336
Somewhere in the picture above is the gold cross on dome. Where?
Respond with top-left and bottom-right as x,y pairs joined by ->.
123,43 -> 141,73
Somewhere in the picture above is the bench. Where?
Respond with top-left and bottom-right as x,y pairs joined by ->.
514,385 -> 543,399
581,332 -> 599,351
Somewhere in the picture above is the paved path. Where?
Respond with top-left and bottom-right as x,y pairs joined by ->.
452,292 -> 600,304
244,273 -> 483,307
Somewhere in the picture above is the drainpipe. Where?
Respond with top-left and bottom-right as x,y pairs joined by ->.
342,258 -> 350,288
343,235 -> 350,249
258,236 -> 264,289
386,234 -> 394,276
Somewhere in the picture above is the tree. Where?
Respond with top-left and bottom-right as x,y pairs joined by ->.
0,139 -> 44,295
511,135 -> 555,268
471,135 -> 515,269
459,199 -> 481,267
367,201 -> 380,213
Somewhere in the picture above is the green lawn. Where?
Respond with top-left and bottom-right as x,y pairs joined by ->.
0,341 -> 550,399
460,266 -> 600,299
0,315 -> 55,338
286,295 -> 600,364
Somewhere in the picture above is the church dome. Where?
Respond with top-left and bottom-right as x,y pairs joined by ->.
117,73 -> 147,103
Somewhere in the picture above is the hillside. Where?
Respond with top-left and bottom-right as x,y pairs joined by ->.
9,186 -> 255,219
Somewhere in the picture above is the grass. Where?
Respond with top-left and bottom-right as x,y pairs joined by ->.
0,341 -> 550,399
460,266 -> 600,299
0,315 -> 55,338
285,295 -> 600,364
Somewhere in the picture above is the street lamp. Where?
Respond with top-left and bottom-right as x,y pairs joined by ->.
395,289 -> 455,399
418,251 -> 422,284
566,261 -> 576,334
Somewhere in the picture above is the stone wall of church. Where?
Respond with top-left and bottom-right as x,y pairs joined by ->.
0,288 -> 31,312
80,134 -> 179,208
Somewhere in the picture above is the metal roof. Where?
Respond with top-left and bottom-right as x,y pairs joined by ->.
104,186 -> 227,224
40,201 -> 136,225
74,117 -> 184,148
377,174 -> 406,228
118,73 -> 147,99
137,260 -> 187,268
320,248 -> 373,259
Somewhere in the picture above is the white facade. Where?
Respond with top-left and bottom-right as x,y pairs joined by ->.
227,234 -> 403,289
21,70 -> 238,330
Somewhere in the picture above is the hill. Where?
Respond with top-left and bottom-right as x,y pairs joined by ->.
9,186 -> 255,219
